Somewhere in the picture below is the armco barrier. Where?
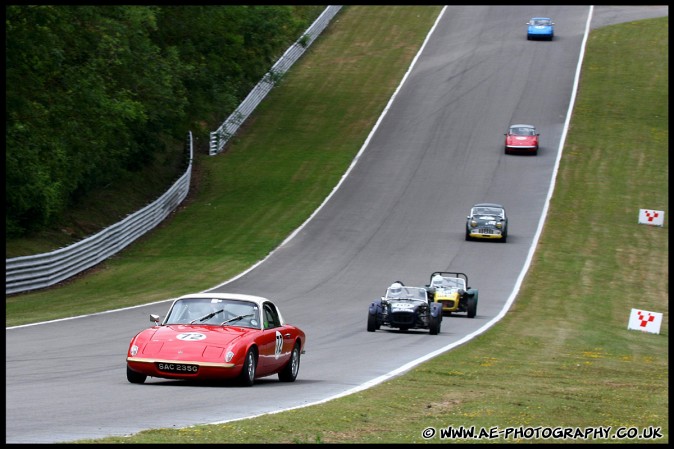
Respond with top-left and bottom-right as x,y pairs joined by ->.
5,133 -> 193,295
209,5 -> 342,155
6,6 -> 343,295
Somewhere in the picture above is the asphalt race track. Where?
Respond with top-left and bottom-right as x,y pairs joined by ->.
5,5 -> 667,444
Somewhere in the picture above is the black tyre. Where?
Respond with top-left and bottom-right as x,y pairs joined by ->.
429,314 -> 441,335
467,295 -> 478,318
367,312 -> 377,332
278,342 -> 301,382
126,366 -> 147,384
465,229 -> 472,241
239,348 -> 257,387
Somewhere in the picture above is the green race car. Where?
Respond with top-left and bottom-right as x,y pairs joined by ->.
465,203 -> 508,242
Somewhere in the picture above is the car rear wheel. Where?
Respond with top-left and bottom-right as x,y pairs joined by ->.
126,366 -> 147,384
239,348 -> 257,387
279,342 -> 301,382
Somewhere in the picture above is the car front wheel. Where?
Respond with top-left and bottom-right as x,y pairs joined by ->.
467,296 -> 478,318
429,314 -> 441,335
367,312 -> 378,332
239,348 -> 257,386
126,366 -> 147,384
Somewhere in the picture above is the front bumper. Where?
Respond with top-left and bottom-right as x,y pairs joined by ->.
127,357 -> 240,381
468,228 -> 504,239
506,144 -> 537,152
527,32 -> 552,40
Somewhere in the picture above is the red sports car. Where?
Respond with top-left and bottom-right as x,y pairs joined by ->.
126,293 -> 306,386
504,124 -> 539,155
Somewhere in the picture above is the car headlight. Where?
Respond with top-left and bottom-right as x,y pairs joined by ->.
470,220 -> 477,227
496,222 -> 502,229
225,351 -> 235,363
130,345 -> 139,356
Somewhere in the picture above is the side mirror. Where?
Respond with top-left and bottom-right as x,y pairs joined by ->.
150,314 -> 161,325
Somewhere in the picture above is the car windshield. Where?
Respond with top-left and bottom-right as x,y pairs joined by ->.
163,298 -> 260,328
531,19 -> 550,26
473,206 -> 503,217
510,127 -> 535,136
385,286 -> 428,301
435,277 -> 466,291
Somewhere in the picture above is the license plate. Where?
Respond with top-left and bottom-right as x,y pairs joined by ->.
156,362 -> 198,374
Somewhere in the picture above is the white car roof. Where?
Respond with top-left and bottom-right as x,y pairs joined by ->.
473,202 -> 504,209
177,292 -> 271,308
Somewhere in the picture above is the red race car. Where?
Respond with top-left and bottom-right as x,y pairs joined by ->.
504,124 -> 539,155
126,293 -> 306,386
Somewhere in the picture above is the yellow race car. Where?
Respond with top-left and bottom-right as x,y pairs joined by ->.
425,272 -> 478,318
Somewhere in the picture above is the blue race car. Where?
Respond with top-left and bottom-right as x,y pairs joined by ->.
527,17 -> 554,41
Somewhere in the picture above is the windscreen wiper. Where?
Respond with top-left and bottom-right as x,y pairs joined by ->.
189,308 -> 224,324
220,314 -> 254,326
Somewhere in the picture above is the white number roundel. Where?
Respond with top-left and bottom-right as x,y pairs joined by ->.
176,332 -> 206,341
